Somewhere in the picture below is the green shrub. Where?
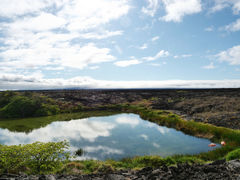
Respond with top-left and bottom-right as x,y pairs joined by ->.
0,91 -> 16,108
0,95 -> 60,118
0,144 -> 27,173
0,96 -> 38,118
35,104 -> 60,116
0,141 -> 70,174
226,148 -> 240,161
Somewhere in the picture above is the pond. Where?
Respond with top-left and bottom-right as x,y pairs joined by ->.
0,113 -> 219,160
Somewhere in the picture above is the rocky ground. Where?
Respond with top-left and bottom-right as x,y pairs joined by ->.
40,88 -> 240,129
1,160 -> 240,180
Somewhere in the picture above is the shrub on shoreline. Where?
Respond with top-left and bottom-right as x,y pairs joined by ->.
0,141 -> 70,174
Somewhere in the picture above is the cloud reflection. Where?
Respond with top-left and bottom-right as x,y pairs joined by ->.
115,115 -> 140,127
0,118 -> 115,145
153,142 -> 160,148
0,113 -> 218,160
84,145 -> 123,155
157,126 -> 170,134
140,134 -> 148,140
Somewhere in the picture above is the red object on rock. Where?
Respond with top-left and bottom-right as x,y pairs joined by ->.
221,141 -> 226,146
208,143 -> 216,147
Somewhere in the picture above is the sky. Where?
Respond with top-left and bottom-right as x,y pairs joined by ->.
0,0 -> 240,90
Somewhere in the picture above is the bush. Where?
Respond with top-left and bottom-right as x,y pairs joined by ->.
0,96 -> 38,118
226,148 -> 240,161
35,104 -> 60,116
0,141 -> 70,174
0,95 -> 60,118
0,91 -> 16,108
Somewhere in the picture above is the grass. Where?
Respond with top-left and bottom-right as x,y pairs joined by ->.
59,155 -> 207,174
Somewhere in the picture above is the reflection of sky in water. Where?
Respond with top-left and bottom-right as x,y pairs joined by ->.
0,113 -> 219,160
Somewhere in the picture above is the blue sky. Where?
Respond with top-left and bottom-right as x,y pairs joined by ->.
0,0 -> 240,90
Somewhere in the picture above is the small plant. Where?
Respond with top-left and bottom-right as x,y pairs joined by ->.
96,163 -> 114,173
133,156 -> 176,168
59,162 -> 84,174
226,148 -> 240,161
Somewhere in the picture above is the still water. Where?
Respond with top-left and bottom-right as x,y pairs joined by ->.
0,113 -> 219,160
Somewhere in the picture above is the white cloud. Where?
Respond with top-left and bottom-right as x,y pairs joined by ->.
59,0 -> 130,31
142,0 -> 159,17
224,18 -> 240,32
139,43 -> 148,50
210,0 -> 240,14
202,62 -> 216,69
216,45 -> 240,65
7,12 -> 66,32
160,0 -> 202,22
209,1 -> 229,13
151,36 -> 159,41
205,26 -> 214,32
79,30 -> 123,39
114,59 -> 142,67
1,73 -> 240,90
0,0 -> 56,17
149,63 -> 162,66
149,62 -> 167,66
0,0 -> 130,71
174,54 -> 192,59
89,66 -> 100,70
45,66 -> 65,71
143,50 -> 170,61
61,43 -> 115,69
0,34 -> 115,70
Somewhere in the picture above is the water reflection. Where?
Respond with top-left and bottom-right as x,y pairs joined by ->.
0,113 -> 219,160
0,119 -> 115,144
115,116 -> 140,127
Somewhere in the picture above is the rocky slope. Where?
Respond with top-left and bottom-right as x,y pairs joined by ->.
1,160 -> 240,180
39,88 -> 240,129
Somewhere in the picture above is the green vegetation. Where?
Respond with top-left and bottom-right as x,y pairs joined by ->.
0,141 -> 70,174
0,91 -> 60,118
59,155 -> 206,174
226,148 -> 240,161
